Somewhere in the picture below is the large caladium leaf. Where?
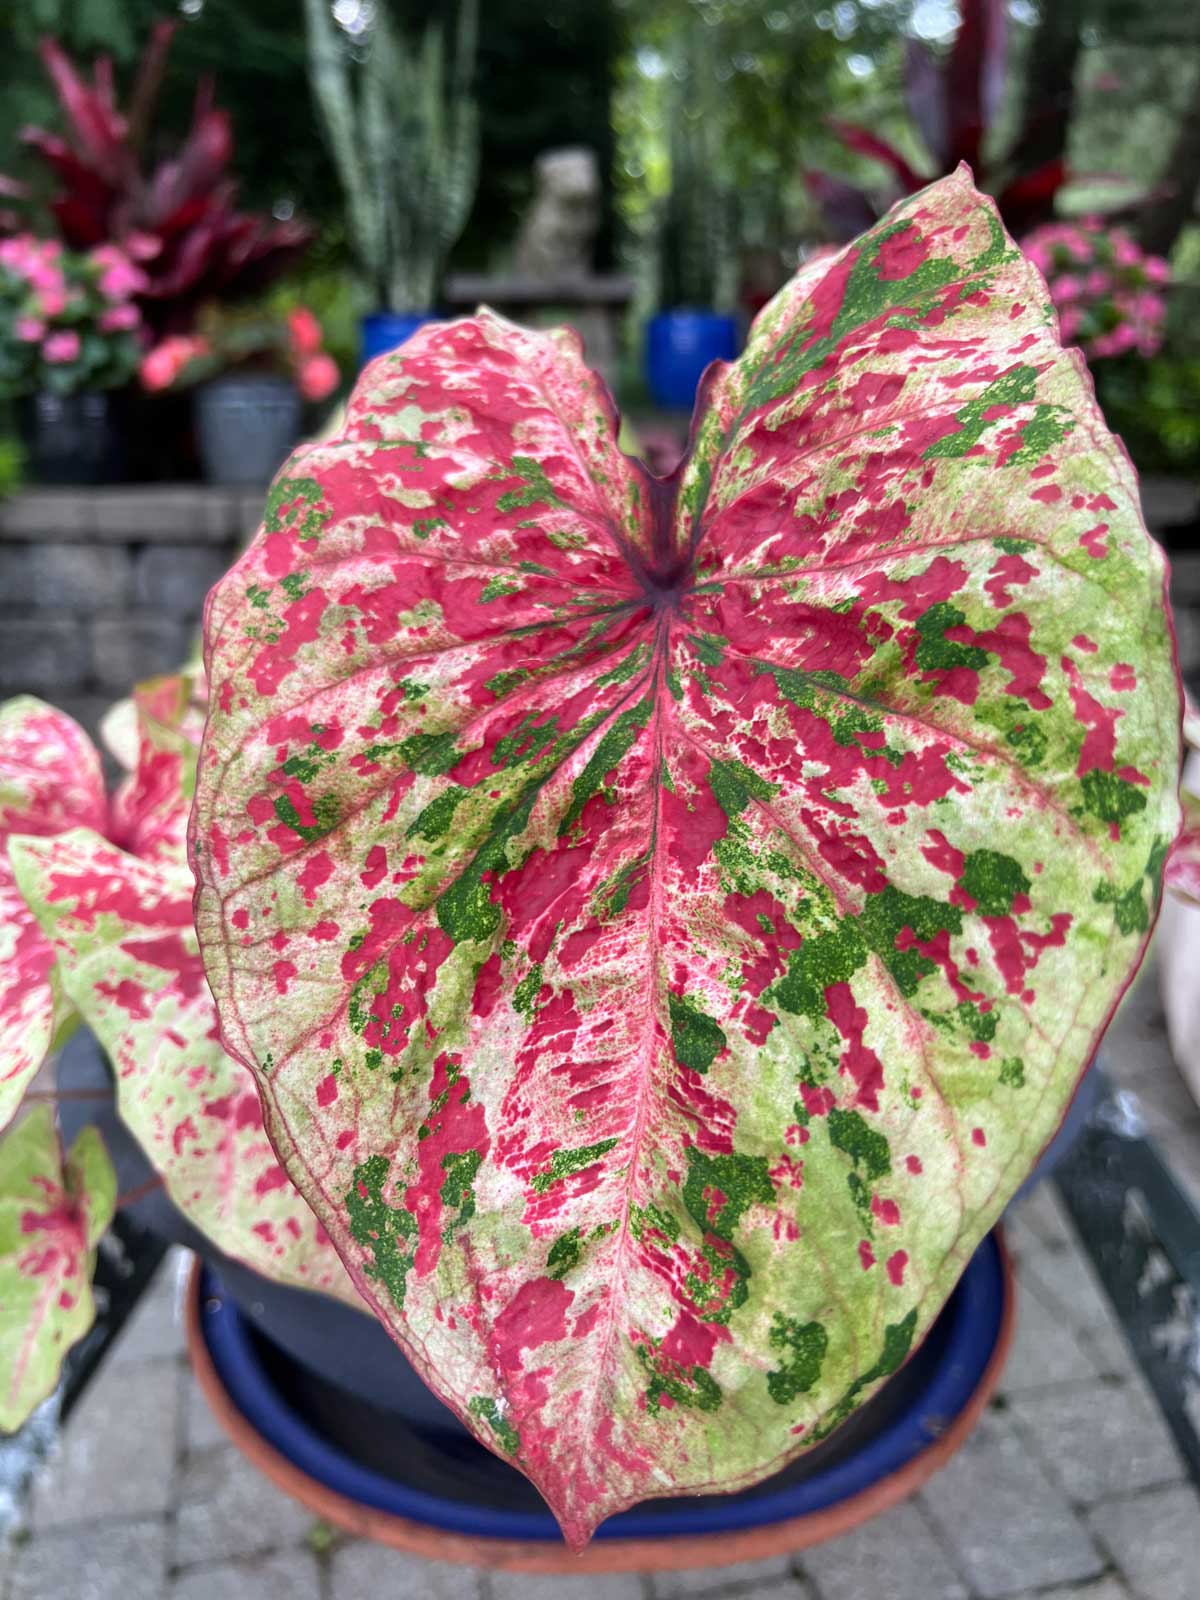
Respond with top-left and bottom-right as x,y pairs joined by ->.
9,829 -> 358,1305
0,698 -> 107,1130
192,169 -> 1181,1544
0,1106 -> 115,1431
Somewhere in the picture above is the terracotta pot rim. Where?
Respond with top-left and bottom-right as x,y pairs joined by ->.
184,1232 -> 1015,1574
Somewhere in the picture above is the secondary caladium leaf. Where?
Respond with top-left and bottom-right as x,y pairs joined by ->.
108,671 -> 208,866
192,169 -> 1181,1545
10,829 -> 358,1305
0,1106 -> 115,1431
0,697 -> 107,1130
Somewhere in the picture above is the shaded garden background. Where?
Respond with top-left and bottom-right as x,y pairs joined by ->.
2,0 -> 1200,465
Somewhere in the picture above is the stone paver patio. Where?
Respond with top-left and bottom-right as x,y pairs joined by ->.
1,957 -> 1197,1600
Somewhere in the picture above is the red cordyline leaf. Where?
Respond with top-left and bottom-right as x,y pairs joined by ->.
36,37 -> 130,187
904,38 -> 949,170
9,830 -> 357,1304
826,121 -> 925,195
192,170 -> 1181,1546
0,698 -> 107,1131
996,160 -> 1068,235
803,170 -> 878,240
944,0 -> 1007,170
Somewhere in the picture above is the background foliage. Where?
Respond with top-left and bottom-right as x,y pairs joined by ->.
1,2 -> 1199,460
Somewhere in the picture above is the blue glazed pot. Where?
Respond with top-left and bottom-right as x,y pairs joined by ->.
194,1234 -> 1009,1548
360,311 -> 438,367
645,310 -> 739,410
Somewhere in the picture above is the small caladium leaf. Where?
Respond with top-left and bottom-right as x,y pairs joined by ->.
9,829 -> 358,1305
108,672 -> 208,867
193,169 -> 1181,1545
0,1106 -> 116,1432
1166,790 -> 1200,904
0,697 -> 107,1130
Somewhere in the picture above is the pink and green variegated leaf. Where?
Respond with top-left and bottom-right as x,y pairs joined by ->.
108,671 -> 208,867
9,829 -> 359,1306
1166,788 -> 1200,904
192,169 -> 1181,1546
0,697 -> 107,1129
99,694 -> 139,773
0,1107 -> 115,1431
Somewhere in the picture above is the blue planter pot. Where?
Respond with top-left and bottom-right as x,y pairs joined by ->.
646,310 -> 739,409
189,1233 -> 1010,1556
360,311 -> 438,367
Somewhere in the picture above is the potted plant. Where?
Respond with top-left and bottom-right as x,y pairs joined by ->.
1,24 -> 314,481
137,306 -> 341,487
645,19 -> 740,409
304,0 -> 479,366
0,235 -> 142,483
0,172 -> 1182,1566
2,26 -> 312,339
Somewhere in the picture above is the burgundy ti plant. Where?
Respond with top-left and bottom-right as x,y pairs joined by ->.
2,24 -> 311,336
809,0 -> 1072,240
188,169 -> 1179,1543
0,170 -> 1182,1544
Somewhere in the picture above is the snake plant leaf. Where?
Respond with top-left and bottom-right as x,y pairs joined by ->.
0,1107 -> 116,1432
192,169 -> 1181,1546
9,829 -> 358,1307
0,698 -> 107,1131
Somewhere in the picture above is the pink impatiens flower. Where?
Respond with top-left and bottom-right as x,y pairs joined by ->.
36,283 -> 68,318
288,306 -> 323,357
297,352 -> 339,401
100,303 -> 140,333
139,335 -> 209,391
43,329 -> 81,363
15,316 -> 45,343
90,245 -> 148,301
1049,274 -> 1083,305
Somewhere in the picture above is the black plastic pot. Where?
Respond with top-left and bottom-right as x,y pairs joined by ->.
18,390 -> 124,485
194,374 -> 302,487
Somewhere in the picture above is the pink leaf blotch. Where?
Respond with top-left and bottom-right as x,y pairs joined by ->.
192,170 -> 1181,1545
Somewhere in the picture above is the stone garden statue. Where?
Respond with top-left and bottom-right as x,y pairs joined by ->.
513,147 -> 601,280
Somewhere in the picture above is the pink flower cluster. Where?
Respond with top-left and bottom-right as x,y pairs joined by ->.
139,335 -> 211,392
138,305 -> 340,401
0,233 -> 144,384
287,307 -> 339,402
1022,218 -> 1170,362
